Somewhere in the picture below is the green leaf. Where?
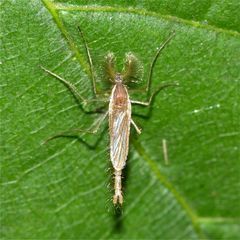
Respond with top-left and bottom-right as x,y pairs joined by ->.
1,0 -> 239,239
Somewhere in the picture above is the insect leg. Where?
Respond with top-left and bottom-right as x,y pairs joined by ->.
42,111 -> 108,144
77,26 -> 98,96
131,119 -> 142,134
41,66 -> 108,108
145,31 -> 176,94
131,82 -> 178,107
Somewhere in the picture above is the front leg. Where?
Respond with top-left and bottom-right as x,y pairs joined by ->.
40,66 -> 108,112
131,82 -> 178,107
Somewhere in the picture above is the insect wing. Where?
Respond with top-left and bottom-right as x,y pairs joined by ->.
109,86 -> 131,171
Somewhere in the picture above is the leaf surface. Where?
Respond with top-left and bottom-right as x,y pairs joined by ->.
1,0 -> 239,239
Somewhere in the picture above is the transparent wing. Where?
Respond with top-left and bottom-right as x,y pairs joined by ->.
109,109 -> 131,171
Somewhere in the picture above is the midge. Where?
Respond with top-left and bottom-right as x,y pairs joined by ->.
41,26 -> 176,206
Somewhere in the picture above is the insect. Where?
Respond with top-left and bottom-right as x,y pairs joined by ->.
41,26 -> 176,206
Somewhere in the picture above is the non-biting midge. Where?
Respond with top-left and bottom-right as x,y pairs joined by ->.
41,26 -> 176,206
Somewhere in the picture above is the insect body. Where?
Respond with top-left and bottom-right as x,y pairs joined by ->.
41,26 -> 176,206
109,75 -> 131,205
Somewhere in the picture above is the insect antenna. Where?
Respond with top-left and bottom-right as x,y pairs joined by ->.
122,52 -> 143,83
104,52 -> 116,82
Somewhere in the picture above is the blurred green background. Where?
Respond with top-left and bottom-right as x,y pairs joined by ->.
1,0 -> 239,239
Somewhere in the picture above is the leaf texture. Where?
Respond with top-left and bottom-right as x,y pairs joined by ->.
1,0 -> 240,239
